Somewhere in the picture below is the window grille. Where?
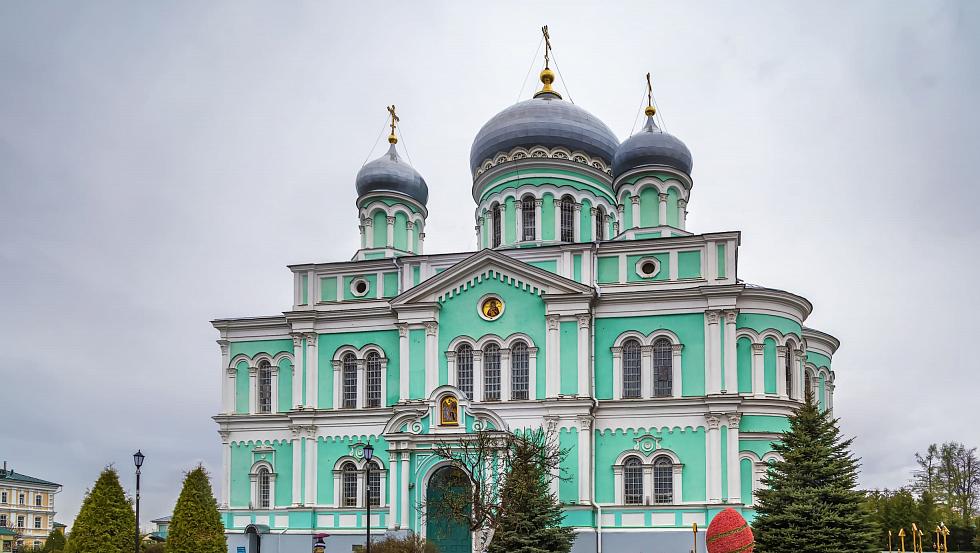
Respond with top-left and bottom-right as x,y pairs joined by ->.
343,353 -> 358,408
483,343 -> 501,401
595,208 -> 605,240
456,344 -> 474,400
560,196 -> 575,242
367,461 -> 381,506
653,456 -> 674,504
653,338 -> 673,397
622,340 -> 642,398
491,203 -> 502,247
511,341 -> 529,400
623,457 -> 643,505
342,462 -> 358,507
257,468 -> 271,509
257,360 -> 273,413
521,196 -> 536,241
785,348 -> 793,398
366,351 -> 382,408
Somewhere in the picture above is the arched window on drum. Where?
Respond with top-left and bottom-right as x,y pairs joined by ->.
511,341 -> 529,400
623,456 -> 643,505
622,339 -> 642,399
521,195 -> 536,241
456,344 -> 474,400
652,338 -> 672,397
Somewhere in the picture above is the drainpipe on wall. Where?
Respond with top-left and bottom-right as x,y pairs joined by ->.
275,527 -> 287,552
588,280 -> 601,553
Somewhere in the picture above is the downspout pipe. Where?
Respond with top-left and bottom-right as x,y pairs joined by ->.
589,241 -> 602,553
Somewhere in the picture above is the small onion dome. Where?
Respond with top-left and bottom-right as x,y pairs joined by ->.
613,113 -> 693,177
469,71 -> 619,175
355,143 -> 428,205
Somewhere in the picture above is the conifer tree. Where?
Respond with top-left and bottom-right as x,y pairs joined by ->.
752,390 -> 877,553
487,438 -> 575,553
41,528 -> 66,552
165,466 -> 226,553
65,468 -> 136,553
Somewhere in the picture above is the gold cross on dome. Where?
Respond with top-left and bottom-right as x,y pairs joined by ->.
542,25 -> 552,68
387,104 -> 399,144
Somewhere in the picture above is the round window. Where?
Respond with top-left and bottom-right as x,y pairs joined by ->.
635,257 -> 661,278
350,278 -> 370,297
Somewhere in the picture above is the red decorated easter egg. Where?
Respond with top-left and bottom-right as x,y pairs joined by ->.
706,508 -> 754,553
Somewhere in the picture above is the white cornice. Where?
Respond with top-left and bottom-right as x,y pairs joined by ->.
803,327 -> 840,355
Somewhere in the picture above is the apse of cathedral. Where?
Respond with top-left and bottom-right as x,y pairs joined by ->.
213,29 -> 837,553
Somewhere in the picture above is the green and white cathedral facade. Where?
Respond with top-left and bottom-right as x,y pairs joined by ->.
213,69 -> 839,553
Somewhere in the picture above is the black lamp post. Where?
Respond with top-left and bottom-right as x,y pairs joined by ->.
133,450 -> 144,553
363,444 -> 374,553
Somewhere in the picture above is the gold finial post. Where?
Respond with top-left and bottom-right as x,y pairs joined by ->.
899,528 -> 906,552
387,104 -> 399,144
645,72 -> 656,117
691,522 -> 697,553
912,523 -> 919,553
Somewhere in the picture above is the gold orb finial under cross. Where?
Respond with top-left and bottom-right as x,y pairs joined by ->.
645,72 -> 657,117
535,25 -> 562,99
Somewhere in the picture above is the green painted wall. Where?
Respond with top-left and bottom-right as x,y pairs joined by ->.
716,243 -> 726,279
739,415 -> 790,433
541,193 -> 556,241
235,360 -> 249,414
230,442 -> 251,507
763,338 -> 777,394
384,272 -> 399,297
594,427 -> 707,503
740,458 -> 753,505
736,337 -> 752,394
409,329 -> 426,399
278,358 -> 293,412
412,265 -> 421,286
230,440 -> 293,508
230,340 -> 293,359
528,260 -> 558,274
806,351 -> 832,370
560,321 -> 578,395
627,253 -> 669,282
818,374 -> 826,411
343,274 -> 378,301
640,187 -> 659,227
667,187 -> 680,228
317,329 -> 401,408
317,435 -> 389,506
736,313 -> 802,340
479,169 -> 615,204
622,197 -> 633,229
320,277 -> 337,302
740,438 -> 777,458
394,211 -> 409,251
677,251 -> 701,279
372,210 -> 387,249
301,274 -> 309,305
504,197 -> 517,244
580,199 -> 593,242
595,313 -> 705,398
573,254 -> 583,283
597,256 -> 619,283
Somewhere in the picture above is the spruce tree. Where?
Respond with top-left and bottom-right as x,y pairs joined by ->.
65,468 -> 136,553
752,391 -> 877,553
488,438 -> 575,553
165,465 -> 226,553
41,528 -> 66,552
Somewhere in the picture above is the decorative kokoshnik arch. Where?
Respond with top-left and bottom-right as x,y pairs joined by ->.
610,330 -> 683,400
611,448 -> 684,506
226,351 -> 294,415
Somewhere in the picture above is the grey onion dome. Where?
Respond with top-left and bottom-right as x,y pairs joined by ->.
469,94 -> 620,174
613,115 -> 693,177
355,143 -> 429,205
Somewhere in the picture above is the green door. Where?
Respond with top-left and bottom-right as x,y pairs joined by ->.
426,467 -> 472,553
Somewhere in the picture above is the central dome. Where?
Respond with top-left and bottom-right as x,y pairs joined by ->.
469,94 -> 619,174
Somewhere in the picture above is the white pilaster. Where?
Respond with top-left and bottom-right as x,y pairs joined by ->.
304,431 -> 317,505
545,315 -> 560,398
723,310 -> 738,394
630,195 -> 640,228
292,334 -> 303,409
578,416 -> 593,503
500,348 -> 511,402
640,346 -> 653,399
528,347 -> 539,400
534,199 -> 543,241
406,220 -> 415,254
553,199 -> 562,240
386,216 -> 395,248
388,455 -> 398,529
705,414 -> 722,503
364,218 -> 374,249
218,340 -> 232,414
726,413 -> 741,504
418,231 -> 425,254
658,192 -> 668,225
332,360 -> 342,410
270,364 -> 280,413
678,198 -> 688,230
248,365 -> 258,415
424,321 -> 438,396
472,350 -> 484,402
705,311 -> 722,395
355,359 -> 365,409
611,346 -> 623,400
514,203 -> 523,243
751,343 -> 765,397
671,344 -> 683,398
305,333 -> 318,409
776,346 -> 788,399
219,431 -> 231,508
291,430 -> 303,506
397,324 -> 409,401
577,314 -> 590,397
573,203 -> 582,242
400,451 -> 410,529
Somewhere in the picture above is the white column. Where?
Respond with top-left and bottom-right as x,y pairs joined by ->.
705,310 -> 722,395
224,366 -> 237,414
545,315 -> 560,398
545,418 -> 560,498
573,203 -> 582,242
630,195 -> 640,228
219,431 -> 231,508
578,416 -> 592,503
796,349 -> 806,402
589,207 -> 597,241
534,199 -> 543,241
292,334 -> 303,409
418,231 -> 425,254
355,360 -> 365,409
776,346 -> 788,399
364,219 -> 374,249
386,216 -> 395,248
642,465 -> 654,505
400,451 -> 410,529
248,366 -> 258,414
727,414 -> 741,504
678,199 -> 688,230
658,192 -> 668,225
473,350 -> 484,401
553,199 -> 562,240
406,220 -> 415,254
218,340 -> 232,414
641,346 -> 653,399
291,431 -> 303,505
380,358 -> 389,407
305,333 -> 318,409
305,431 -> 317,505
500,348 -> 511,401
332,360 -> 342,409
514,203 -> 523,242
751,343 -> 766,397
616,203 -> 625,234
723,310 -> 738,394
359,221 -> 367,249
671,344 -> 683,398
705,415 -> 722,503
827,381 -> 835,414
397,324 -> 409,401
388,454 -> 398,529
528,347 -> 539,400
270,365 -> 280,412
576,315 -> 590,397
611,347 -> 623,400
424,321 -> 438,396
475,223 -> 482,249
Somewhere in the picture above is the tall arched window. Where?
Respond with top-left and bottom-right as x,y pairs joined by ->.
511,341 -> 529,400
342,353 -> 358,409
257,467 -> 271,509
483,343 -> 501,401
367,460 -> 381,506
595,207 -> 605,241
805,370 -> 815,400
653,338 -> 673,397
491,202 -> 502,247
785,347 -> 794,398
521,195 -> 536,241
341,462 -> 358,507
456,344 -> 474,400
653,456 -> 673,504
257,360 -> 273,413
366,351 -> 382,408
623,456 -> 643,505
622,339 -> 642,399
560,195 -> 575,241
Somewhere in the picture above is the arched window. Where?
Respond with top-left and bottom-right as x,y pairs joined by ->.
367,460 -> 382,506
805,370 -> 815,400
622,339 -> 642,399
653,456 -> 673,504
341,462 -> 358,507
366,351 -> 382,408
257,467 -> 271,509
652,338 -> 672,397
456,344 -> 474,400
483,343 -> 501,401
511,341 -> 529,400
595,207 -> 605,241
491,202 -> 502,247
257,360 -> 273,413
342,353 -> 358,409
521,195 -> 536,241
560,195 -> 575,241
623,456 -> 643,505
784,347 -> 794,398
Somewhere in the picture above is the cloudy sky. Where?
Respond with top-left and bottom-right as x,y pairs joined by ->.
1,0 -> 978,528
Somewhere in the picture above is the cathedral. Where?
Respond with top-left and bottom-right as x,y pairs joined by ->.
212,36 -> 838,553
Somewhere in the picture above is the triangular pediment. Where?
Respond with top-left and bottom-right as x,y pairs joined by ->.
391,249 -> 593,307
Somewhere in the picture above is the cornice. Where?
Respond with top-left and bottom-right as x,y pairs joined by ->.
802,326 -> 840,354
288,257 -> 399,274
356,190 -> 429,219
613,165 -> 694,192
597,231 -> 741,255
472,155 -> 614,201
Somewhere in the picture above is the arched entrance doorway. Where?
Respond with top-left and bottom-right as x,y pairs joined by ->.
426,466 -> 472,553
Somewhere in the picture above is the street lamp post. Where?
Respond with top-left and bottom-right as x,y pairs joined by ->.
363,444 -> 374,553
133,450 -> 145,553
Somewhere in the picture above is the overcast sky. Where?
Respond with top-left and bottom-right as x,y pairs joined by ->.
2,0 -> 978,529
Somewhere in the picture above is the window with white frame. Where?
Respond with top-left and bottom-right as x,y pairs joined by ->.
33,517 -> 41,529
0,514 -> 7,527
341,462 -> 358,507
257,467 -> 271,509
521,195 -> 536,241
652,456 -> 674,504
595,207 -> 605,240
623,456 -> 643,505
560,195 -> 575,242
18,494 -> 24,505
366,351 -> 383,408
456,344 -> 474,400
1,491 -> 6,503
622,339 -> 642,399
16,516 -> 24,528
34,495 -> 41,507
491,202 -> 502,247
342,353 -> 358,408
511,341 -> 529,400
785,347 -> 793,398
257,360 -> 273,414
367,460 -> 381,507
653,338 -> 672,397
805,370 -> 815,399
483,343 -> 501,401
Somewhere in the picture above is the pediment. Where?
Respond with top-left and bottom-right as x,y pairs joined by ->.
391,249 -> 593,307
